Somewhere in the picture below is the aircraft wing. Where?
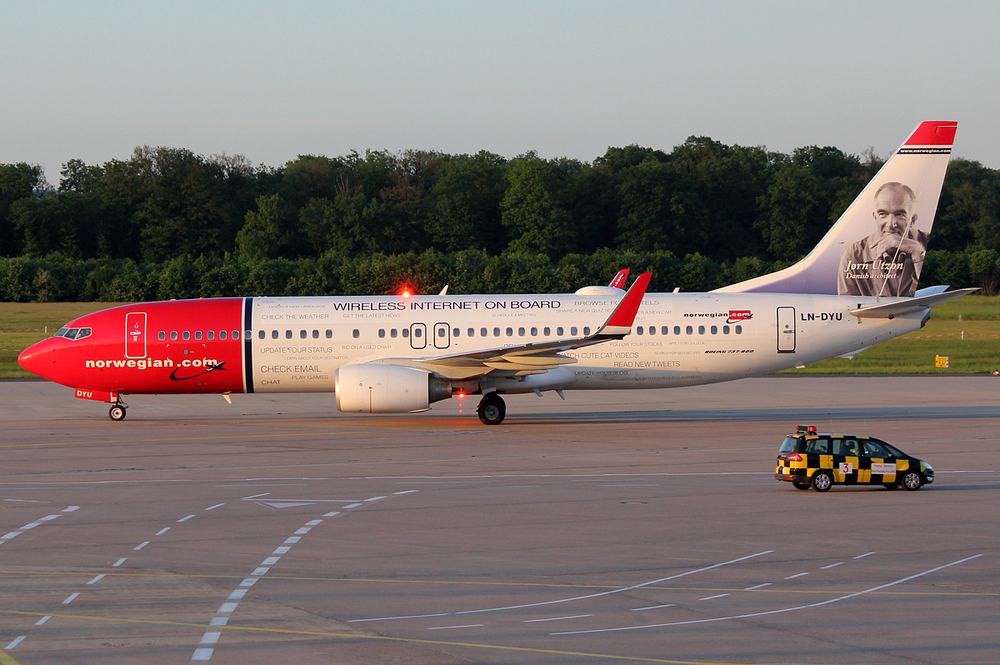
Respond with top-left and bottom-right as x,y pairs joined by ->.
368,273 -> 651,379
850,288 -> 979,319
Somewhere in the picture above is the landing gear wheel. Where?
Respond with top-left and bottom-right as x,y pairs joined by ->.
811,471 -> 833,492
792,481 -> 811,490
109,404 -> 127,421
901,470 -> 924,491
477,394 -> 506,426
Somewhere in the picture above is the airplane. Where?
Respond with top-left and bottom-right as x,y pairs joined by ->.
18,121 -> 976,425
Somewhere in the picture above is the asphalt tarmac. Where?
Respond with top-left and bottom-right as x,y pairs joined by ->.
1,376 -> 998,665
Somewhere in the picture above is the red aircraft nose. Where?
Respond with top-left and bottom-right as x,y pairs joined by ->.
18,339 -> 59,381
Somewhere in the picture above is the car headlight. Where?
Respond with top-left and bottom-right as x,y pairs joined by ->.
922,463 -> 934,474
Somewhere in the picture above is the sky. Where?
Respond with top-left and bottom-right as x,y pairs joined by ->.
4,1 -> 1000,185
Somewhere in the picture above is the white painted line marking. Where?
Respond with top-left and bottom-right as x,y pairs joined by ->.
428,624 -> 484,630
205,503 -> 225,511
133,541 -> 149,551
351,550 -> 775,623
785,573 -> 809,579
251,567 -> 269,576
323,511 -> 340,517
744,583 -> 772,590
1,532 -> 22,540
177,515 -> 195,523
38,515 -> 60,522
227,589 -> 247,601
633,604 -> 675,611
261,556 -> 280,565
191,647 -> 214,660
364,496 -> 387,502
524,614 -> 593,623
217,602 -> 238,613
62,506 -> 79,512
294,527 -> 311,535
22,522 -> 40,530
3,499 -> 43,503
112,557 -> 127,567
305,520 -> 323,526
855,551 -> 876,559
242,493 -> 270,500
239,578 -> 258,588
156,527 -> 169,536
200,631 -> 222,644
551,554 -> 984,636
393,489 -> 418,495
210,617 -> 229,626
344,503 -> 362,509
272,546 -> 290,555
822,562 -> 845,569
5,636 -> 26,650
87,574 -> 105,585
700,594 -> 730,601
35,616 -> 51,626
284,536 -> 301,545
62,593 -> 80,604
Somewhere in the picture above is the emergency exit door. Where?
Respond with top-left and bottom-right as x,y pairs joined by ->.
125,312 -> 147,358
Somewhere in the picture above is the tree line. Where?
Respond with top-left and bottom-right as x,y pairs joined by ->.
1,138 -> 999,302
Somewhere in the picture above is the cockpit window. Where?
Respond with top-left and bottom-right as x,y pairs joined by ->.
56,327 -> 92,341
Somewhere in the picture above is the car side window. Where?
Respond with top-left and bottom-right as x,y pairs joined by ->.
805,438 -> 830,454
833,439 -> 860,456
861,441 -> 889,458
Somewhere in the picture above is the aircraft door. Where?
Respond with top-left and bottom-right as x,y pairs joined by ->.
125,312 -> 147,358
433,322 -> 450,349
777,307 -> 796,353
409,323 -> 427,350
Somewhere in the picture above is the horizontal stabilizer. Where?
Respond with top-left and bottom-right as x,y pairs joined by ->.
850,288 -> 978,319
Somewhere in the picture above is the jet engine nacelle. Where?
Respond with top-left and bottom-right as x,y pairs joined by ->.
335,364 -> 452,413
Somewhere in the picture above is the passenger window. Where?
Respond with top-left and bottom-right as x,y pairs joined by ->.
233,331 -> 241,340
805,438 -> 830,454
220,330 -> 227,340
170,331 -> 178,341
735,325 -> 743,334
285,330 -> 292,339
378,329 -> 385,338
158,331 -> 166,341
414,328 -> 422,338
637,326 -> 644,335
710,325 -> 717,334
468,328 -> 475,337
481,328 -> 488,337
506,327 -> 513,337
531,327 -> 537,336
661,326 -> 668,335
402,329 -> 409,338
557,327 -> 564,336
195,331 -> 203,341
326,330 -> 333,339
493,328 -> 500,337
299,330 -> 307,339
353,329 -> 360,339
183,331 -> 190,341
571,327 -> 578,336
544,327 -> 550,336
584,327 -> 590,335
861,441 -> 889,458
518,327 -> 525,336
390,329 -> 397,338
698,326 -> 705,335
454,328 -> 460,337
258,330 -> 265,340
686,326 -> 693,335
312,330 -> 319,339
272,330 -> 279,339
723,325 -> 730,334
674,326 -> 681,335
649,326 -> 655,335
833,439 -> 860,456
207,331 -> 214,341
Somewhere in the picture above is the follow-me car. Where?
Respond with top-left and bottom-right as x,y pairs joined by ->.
775,426 -> 934,492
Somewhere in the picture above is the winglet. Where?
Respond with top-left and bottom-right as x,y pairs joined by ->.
608,269 -> 630,289
596,272 -> 651,336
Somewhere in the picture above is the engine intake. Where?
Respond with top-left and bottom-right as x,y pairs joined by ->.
335,364 -> 452,413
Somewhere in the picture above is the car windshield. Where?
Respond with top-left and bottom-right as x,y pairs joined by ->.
881,442 -> 905,457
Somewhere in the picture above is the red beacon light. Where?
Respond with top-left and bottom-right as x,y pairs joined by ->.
399,285 -> 413,298
796,425 -> 818,434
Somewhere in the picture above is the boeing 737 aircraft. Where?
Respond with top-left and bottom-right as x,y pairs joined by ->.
19,121 -> 975,424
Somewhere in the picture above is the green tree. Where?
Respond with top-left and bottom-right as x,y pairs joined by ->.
236,194 -> 285,260
501,154 -> 576,259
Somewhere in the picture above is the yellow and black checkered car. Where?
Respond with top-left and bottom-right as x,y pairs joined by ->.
775,426 -> 933,492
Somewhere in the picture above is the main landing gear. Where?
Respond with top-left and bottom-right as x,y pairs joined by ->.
477,393 -> 506,426
108,399 -> 129,421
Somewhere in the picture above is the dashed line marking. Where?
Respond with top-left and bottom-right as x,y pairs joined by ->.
822,562 -> 844,569
699,594 -> 729,601
133,541 -> 149,551
364,496 -> 387,502
112,558 -> 127,567
744,583 -> 771,590
87,575 -> 105,585
855,552 -> 875,559
3,637 -> 25,650
242,493 -> 270,500
62,506 -> 79,513
205,503 -> 225,511
34,616 -> 50,626
178,515 -> 195,523
156,528 -> 170,536
61,593 -> 79,605
633,604 -> 675,611
784,573 -> 808,580
344,503 -> 362,509
323,511 -> 340,517
427,624 -> 484,630
524,615 -> 593,623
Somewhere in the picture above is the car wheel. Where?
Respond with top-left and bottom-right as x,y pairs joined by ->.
792,481 -> 811,490
901,470 -> 923,491
812,471 -> 833,492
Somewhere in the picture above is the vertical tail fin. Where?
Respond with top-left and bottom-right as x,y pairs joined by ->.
716,121 -> 957,296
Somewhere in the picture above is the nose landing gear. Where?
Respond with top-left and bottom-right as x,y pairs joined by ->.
477,393 -> 506,425
108,399 -> 129,421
